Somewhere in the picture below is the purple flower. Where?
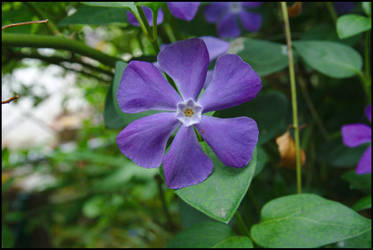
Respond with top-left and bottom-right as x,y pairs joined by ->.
127,6 -> 164,27
167,2 -> 200,21
127,3 -> 200,27
333,2 -> 355,15
116,39 -> 261,189
204,2 -> 262,38
341,105 -> 372,174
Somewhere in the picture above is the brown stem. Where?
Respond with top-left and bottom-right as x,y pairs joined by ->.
2,95 -> 19,104
2,19 -> 48,30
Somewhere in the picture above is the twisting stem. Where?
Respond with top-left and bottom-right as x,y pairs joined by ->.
2,19 -> 48,30
234,211 -> 250,237
281,2 -> 302,194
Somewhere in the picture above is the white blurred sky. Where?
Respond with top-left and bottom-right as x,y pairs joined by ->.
2,56 -> 90,150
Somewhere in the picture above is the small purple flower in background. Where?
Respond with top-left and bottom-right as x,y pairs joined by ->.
127,6 -> 164,27
204,2 -> 262,38
116,39 -> 261,189
341,105 -> 372,174
167,2 -> 200,21
127,3 -> 200,27
333,2 -> 355,15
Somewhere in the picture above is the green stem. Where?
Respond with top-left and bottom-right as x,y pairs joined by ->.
281,2 -> 302,194
163,23 -> 177,43
137,6 -> 160,54
2,33 -> 122,68
326,2 -> 338,25
155,174 -> 177,231
163,6 -> 183,41
234,211 -> 250,237
364,31 -> 371,103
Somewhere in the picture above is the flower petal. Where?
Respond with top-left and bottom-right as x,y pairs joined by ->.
204,2 -> 229,23
195,116 -> 258,167
117,113 -> 179,168
356,145 -> 372,175
198,54 -> 262,113
365,105 -> 371,122
163,126 -> 213,189
238,11 -> 262,32
200,36 -> 230,62
127,6 -> 164,27
167,2 -> 200,21
341,124 -> 371,147
217,13 -> 241,38
117,61 -> 181,113
203,70 -> 213,89
157,39 -> 209,100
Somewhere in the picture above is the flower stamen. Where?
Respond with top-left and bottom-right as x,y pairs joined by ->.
184,108 -> 194,117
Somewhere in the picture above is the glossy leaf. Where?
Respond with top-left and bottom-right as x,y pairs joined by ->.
215,91 -> 289,144
251,194 -> 371,248
175,143 -> 257,224
231,38 -> 289,76
166,221 -> 233,248
58,6 -> 128,25
352,196 -> 371,211
293,40 -> 363,78
337,14 -> 371,39
212,236 -> 253,248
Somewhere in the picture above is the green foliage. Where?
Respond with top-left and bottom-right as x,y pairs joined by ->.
251,194 -> 371,248
341,170 -> 372,193
175,144 -> 256,224
212,236 -> 253,248
167,221 -> 233,248
293,40 -> 363,78
352,196 -> 372,211
234,38 -> 289,76
337,14 -> 371,39
58,6 -> 128,26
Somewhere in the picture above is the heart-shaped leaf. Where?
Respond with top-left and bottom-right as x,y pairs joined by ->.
251,193 -> 371,248
175,142 -> 257,224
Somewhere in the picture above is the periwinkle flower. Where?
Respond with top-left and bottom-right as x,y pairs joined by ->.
204,2 -> 262,38
127,3 -> 200,27
167,2 -> 200,21
341,105 -> 372,174
333,2 -> 354,15
116,39 -> 261,189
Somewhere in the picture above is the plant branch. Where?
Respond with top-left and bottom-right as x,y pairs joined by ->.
2,95 -> 19,104
2,33 -> 123,68
2,19 -> 48,30
281,2 -> 302,194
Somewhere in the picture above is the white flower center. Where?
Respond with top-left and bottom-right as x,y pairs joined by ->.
176,99 -> 202,127
230,2 -> 242,13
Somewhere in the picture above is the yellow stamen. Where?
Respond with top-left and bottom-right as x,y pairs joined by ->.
184,108 -> 194,117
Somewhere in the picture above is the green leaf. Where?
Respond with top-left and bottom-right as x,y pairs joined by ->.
212,236 -> 253,248
215,91 -> 289,144
166,221 -> 233,248
179,199 -> 214,229
250,193 -> 371,248
104,61 -> 159,129
337,228 -> 372,248
83,2 -> 137,10
342,170 -> 371,193
328,143 -> 368,168
58,6 -> 128,26
362,2 -> 371,16
175,143 -> 257,224
137,2 -> 166,11
231,38 -> 289,76
337,14 -> 371,39
293,40 -> 363,78
352,196 -> 371,211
